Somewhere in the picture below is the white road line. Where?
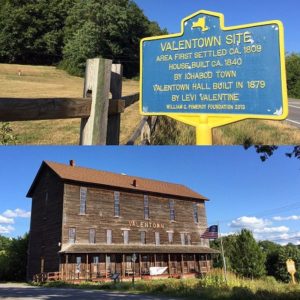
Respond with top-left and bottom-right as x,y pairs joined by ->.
286,119 -> 300,125
289,105 -> 300,109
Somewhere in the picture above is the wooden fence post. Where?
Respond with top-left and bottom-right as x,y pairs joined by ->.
107,64 -> 123,145
80,58 -> 112,145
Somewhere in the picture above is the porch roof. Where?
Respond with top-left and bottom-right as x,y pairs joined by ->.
60,244 -> 220,254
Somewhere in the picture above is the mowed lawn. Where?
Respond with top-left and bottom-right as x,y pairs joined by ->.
0,64 -> 140,145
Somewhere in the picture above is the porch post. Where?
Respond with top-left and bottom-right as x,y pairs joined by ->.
154,254 -> 157,267
139,254 -> 142,277
66,254 -> 69,281
193,254 -> 196,273
168,254 -> 171,276
86,254 -> 89,280
181,254 -> 184,275
105,254 -> 107,278
122,254 -> 125,278
198,254 -> 202,275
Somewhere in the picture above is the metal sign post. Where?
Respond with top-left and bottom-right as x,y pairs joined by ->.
140,10 -> 288,145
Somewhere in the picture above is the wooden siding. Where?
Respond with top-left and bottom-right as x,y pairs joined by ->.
27,168 -> 64,280
61,183 -> 208,248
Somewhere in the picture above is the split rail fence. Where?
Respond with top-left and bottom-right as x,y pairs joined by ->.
0,58 -> 157,145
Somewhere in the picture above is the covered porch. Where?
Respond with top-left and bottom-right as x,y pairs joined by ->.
58,244 -> 218,282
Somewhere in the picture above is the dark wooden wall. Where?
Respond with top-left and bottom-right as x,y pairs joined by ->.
27,168 -> 64,280
62,183 -> 208,246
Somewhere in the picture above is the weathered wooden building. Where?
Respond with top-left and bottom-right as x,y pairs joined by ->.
27,160 -> 218,281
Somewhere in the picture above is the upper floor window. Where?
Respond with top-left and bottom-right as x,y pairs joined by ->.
106,229 -> 112,245
123,230 -> 129,244
180,233 -> 191,245
141,231 -> 146,244
193,203 -> 199,223
80,187 -> 87,215
89,228 -> 96,244
168,232 -> 174,244
114,191 -> 120,217
144,195 -> 150,219
169,199 -> 175,221
69,228 -> 76,244
155,232 -> 160,245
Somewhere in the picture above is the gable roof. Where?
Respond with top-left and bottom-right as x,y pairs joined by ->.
27,161 -> 208,201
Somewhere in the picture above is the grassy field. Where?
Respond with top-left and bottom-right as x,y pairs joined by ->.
33,270 -> 300,300
0,64 -> 140,145
1,63 -> 299,145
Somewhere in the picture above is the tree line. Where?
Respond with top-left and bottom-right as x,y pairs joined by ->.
0,234 -> 28,282
211,229 -> 300,282
0,0 -> 167,77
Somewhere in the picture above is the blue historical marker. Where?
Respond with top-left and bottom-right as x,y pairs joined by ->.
140,10 -> 288,121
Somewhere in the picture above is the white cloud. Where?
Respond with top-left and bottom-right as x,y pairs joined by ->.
2,209 -> 31,218
0,225 -> 15,234
254,226 -> 290,234
0,215 -> 14,224
229,216 -> 271,230
273,216 -> 300,221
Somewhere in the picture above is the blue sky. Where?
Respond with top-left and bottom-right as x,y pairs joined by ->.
134,0 -> 300,53
0,146 -> 299,245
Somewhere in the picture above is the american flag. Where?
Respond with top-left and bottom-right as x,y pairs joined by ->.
201,225 -> 219,239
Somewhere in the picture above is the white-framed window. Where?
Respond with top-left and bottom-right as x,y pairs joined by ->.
168,232 -> 174,244
169,199 -> 175,221
89,228 -> 96,244
180,233 -> 191,245
193,203 -> 199,223
123,230 -> 129,244
180,233 -> 185,245
144,195 -> 150,219
80,187 -> 87,215
69,228 -> 76,244
93,256 -> 99,264
106,229 -> 112,244
141,231 -> 146,244
155,232 -> 160,245
114,191 -> 120,217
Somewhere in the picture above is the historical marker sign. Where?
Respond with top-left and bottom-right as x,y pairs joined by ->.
140,10 -> 288,125
286,259 -> 296,284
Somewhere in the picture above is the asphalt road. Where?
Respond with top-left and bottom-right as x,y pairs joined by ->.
287,98 -> 300,128
0,283 -> 180,300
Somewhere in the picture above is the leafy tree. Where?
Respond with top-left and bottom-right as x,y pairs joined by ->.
273,244 -> 300,283
231,229 -> 266,279
62,0 -> 167,77
286,53 -> 300,98
0,0 -> 76,64
211,234 -> 238,271
0,234 -> 28,282
259,240 -> 282,278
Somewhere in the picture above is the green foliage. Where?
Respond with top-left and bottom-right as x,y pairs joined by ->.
32,274 -> 300,300
0,234 -> 28,282
230,229 -> 266,278
0,0 -> 76,64
0,123 -> 17,145
211,234 -> 238,271
62,0 -> 166,77
273,244 -> 300,283
286,53 -> 300,98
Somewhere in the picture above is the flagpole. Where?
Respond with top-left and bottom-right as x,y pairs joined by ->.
219,223 -> 228,283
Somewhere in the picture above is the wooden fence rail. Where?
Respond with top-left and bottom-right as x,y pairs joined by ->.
0,58 -> 156,145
